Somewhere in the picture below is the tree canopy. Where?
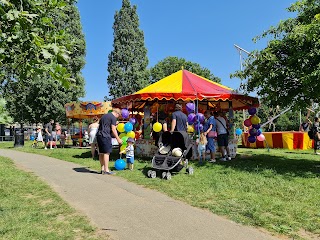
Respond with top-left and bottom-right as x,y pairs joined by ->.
0,0 -> 86,124
232,0 -> 320,110
107,0 -> 149,99
150,56 -> 221,84
0,98 -> 12,124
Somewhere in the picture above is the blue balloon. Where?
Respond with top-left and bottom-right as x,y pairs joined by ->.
124,122 -> 133,132
114,159 -> 126,170
235,128 -> 243,135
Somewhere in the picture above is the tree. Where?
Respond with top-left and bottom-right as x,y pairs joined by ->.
232,0 -> 320,110
107,0 -> 149,99
0,98 -> 12,124
150,56 -> 221,83
0,0 -> 73,86
1,0 -> 86,124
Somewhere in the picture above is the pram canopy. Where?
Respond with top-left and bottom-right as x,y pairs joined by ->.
158,131 -> 192,159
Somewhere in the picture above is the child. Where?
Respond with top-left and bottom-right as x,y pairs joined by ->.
35,126 -> 45,147
60,131 -> 67,148
196,132 -> 207,164
120,137 -> 135,170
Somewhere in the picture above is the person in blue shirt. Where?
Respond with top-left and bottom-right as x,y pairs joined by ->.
203,110 -> 217,163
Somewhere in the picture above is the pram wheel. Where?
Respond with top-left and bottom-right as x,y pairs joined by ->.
187,167 -> 194,175
151,171 -> 157,179
161,172 -> 167,179
166,172 -> 172,180
147,170 -> 152,178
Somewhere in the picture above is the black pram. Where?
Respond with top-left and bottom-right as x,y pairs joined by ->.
148,131 -> 194,180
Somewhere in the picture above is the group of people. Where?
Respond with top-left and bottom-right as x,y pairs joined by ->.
34,120 -> 67,149
151,104 -> 231,164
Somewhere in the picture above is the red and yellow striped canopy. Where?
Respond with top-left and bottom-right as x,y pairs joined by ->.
112,70 -> 259,110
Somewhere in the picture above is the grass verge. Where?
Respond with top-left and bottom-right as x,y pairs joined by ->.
1,141 -> 320,239
0,154 -> 108,240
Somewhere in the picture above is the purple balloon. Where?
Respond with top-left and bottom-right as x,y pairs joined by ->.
121,109 -> 129,119
129,117 -> 136,125
196,113 -> 205,123
248,107 -> 257,116
252,124 -> 261,130
187,113 -> 196,124
186,103 -> 195,113
248,135 -> 256,143
249,128 -> 258,136
194,123 -> 203,132
256,129 -> 262,136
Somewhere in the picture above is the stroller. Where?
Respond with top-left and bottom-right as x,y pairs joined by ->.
148,131 -> 194,180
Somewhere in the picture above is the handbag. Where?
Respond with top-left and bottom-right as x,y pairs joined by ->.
207,131 -> 217,138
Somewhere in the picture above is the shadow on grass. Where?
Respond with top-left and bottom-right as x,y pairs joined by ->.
72,151 -> 92,159
224,153 -> 320,178
73,167 -> 100,174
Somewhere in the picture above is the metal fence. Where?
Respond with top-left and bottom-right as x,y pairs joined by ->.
0,136 -> 14,141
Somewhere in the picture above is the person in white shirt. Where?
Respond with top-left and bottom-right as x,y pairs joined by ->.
214,112 -> 231,161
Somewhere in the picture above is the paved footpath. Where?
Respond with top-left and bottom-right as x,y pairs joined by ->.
0,149 -> 279,240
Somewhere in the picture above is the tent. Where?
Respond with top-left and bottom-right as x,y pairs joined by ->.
112,70 -> 259,110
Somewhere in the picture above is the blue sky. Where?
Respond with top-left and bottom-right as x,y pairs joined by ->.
77,0 -> 295,101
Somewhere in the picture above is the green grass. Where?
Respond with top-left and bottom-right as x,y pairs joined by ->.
0,154 -> 109,240
1,141 -> 320,239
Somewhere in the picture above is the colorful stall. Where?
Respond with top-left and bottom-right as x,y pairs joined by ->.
242,132 -> 313,150
112,69 -> 259,158
65,101 -> 112,146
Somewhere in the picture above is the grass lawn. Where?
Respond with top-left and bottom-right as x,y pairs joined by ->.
1,141 -> 320,239
0,154 -> 109,240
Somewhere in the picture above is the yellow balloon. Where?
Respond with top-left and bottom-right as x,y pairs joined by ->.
126,131 -> 135,139
120,145 -> 126,153
117,123 -> 125,132
251,115 -> 261,125
119,133 -> 126,139
153,122 -> 162,132
187,125 -> 194,133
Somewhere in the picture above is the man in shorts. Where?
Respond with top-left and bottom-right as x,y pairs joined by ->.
44,119 -> 54,149
170,104 -> 188,132
96,106 -> 123,174
215,112 -> 231,161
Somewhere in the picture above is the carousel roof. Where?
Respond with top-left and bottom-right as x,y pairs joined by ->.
112,70 -> 259,110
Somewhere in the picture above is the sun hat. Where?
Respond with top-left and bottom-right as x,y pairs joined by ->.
172,147 -> 183,157
127,137 -> 135,143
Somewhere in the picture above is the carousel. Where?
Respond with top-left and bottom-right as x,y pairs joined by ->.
65,101 -> 112,146
112,69 -> 259,158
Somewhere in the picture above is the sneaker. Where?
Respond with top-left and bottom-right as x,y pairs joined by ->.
209,159 -> 216,163
44,147 -> 47,150
220,158 -> 227,162
315,152 -> 320,155
104,171 -> 116,175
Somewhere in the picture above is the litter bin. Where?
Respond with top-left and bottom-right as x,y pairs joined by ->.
14,130 -> 24,147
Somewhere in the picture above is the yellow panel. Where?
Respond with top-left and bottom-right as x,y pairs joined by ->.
135,70 -> 183,94
264,133 -> 273,148
282,132 -> 294,150
303,132 -> 313,150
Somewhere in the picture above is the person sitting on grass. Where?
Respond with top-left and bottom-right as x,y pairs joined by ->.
120,138 -> 135,170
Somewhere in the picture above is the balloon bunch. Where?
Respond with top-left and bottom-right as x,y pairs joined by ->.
244,107 -> 265,143
117,109 -> 142,152
186,103 -> 204,132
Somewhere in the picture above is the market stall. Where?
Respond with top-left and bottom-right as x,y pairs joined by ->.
112,69 -> 259,158
65,101 -> 112,146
